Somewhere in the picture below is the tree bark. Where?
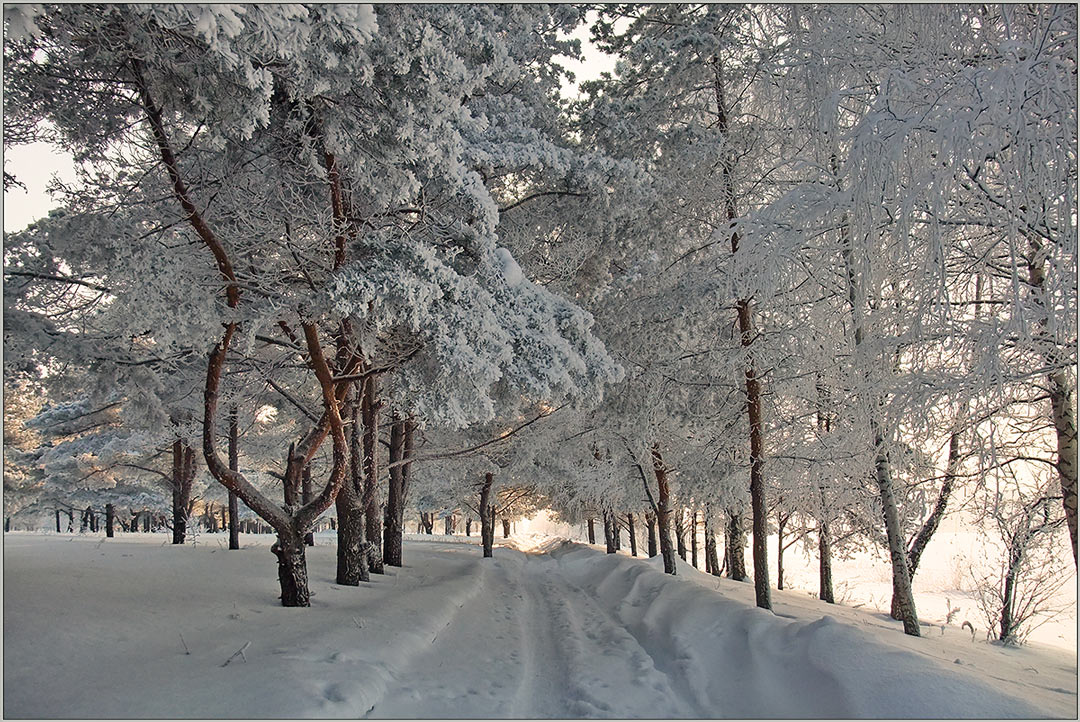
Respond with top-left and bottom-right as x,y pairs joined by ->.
819,517 -> 834,603
603,511 -> 617,554
1028,239 -> 1078,566
501,518 -> 511,539
691,510 -> 700,569
777,512 -> 786,590
480,473 -> 495,558
302,465 -> 314,546
337,393 -> 369,585
272,527 -> 310,607
361,375 -> 384,574
891,428 -> 960,618
705,511 -> 721,577
726,509 -> 748,581
627,512 -> 638,557
713,52 -> 771,612
646,512 -> 658,558
227,406 -> 240,549
384,418 -> 412,567
874,427 -> 921,636
675,509 -> 687,561
55,509 -> 61,533
105,504 -> 114,538
171,441 -> 189,544
651,446 -> 678,574
839,196 -> 919,635
587,517 -> 596,544
465,517 -> 472,536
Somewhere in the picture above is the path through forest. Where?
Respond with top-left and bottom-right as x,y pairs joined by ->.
4,534 -> 1074,719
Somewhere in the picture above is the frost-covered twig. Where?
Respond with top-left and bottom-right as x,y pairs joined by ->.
221,641 -> 250,667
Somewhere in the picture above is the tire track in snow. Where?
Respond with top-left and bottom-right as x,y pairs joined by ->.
508,555 -> 582,718
536,555 -> 707,718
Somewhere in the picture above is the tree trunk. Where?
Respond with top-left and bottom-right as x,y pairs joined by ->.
726,509 -> 748,581
1028,239 -> 1078,566
587,517 -> 596,544
874,429 -> 920,636
445,514 -> 455,535
892,428 -> 961,618
465,517 -> 472,536
819,518 -> 834,603
999,548 -> 1023,644
646,512 -> 658,558
105,504 -> 115,538
302,465 -> 314,546
361,375 -> 383,574
675,509 -> 687,561
713,51 -> 771,612
603,511 -> 616,554
690,510 -> 699,569
627,512 -> 637,557
777,513 -> 786,591
55,509 -> 61,533
502,518 -> 511,539
172,440 -> 184,543
384,418 -> 412,568
337,394 -> 369,585
142,512 -> 150,533
705,512 -> 721,577
651,446 -> 678,575
480,473 -> 495,558
272,528 -> 310,607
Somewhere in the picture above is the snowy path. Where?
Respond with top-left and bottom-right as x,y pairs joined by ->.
4,534 -> 1075,719
367,551 -> 695,718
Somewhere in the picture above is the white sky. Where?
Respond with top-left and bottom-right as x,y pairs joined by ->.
2,22 -> 617,235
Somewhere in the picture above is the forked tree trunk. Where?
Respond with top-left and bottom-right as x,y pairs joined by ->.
627,512 -> 637,556
892,428 -> 961,619
105,504 -> 115,538
337,396 -> 369,585
726,509 -> 748,581
646,512 -> 657,558
651,446 -> 678,575
272,528 -> 310,607
874,430 -> 920,635
480,473 -> 495,558
361,375 -> 383,574
690,510 -> 699,569
587,518 -> 596,544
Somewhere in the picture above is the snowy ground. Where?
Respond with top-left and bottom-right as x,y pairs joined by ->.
3,531 -> 1076,719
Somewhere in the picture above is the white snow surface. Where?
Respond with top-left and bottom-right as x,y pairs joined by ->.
4,532 -> 1076,719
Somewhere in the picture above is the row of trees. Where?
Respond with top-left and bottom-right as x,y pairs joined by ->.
4,4 -> 1075,641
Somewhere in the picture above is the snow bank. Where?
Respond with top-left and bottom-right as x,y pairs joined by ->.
546,542 -> 1074,719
